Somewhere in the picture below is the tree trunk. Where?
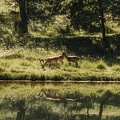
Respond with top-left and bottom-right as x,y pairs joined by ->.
98,0 -> 106,41
19,0 -> 28,34
26,0 -> 29,14
98,0 -> 110,50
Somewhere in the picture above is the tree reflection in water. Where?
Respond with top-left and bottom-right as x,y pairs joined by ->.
0,97 -> 120,120
16,99 -> 25,120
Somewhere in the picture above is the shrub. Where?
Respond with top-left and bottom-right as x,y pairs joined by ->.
97,61 -> 107,70
97,64 -> 106,70
112,65 -> 120,71
80,60 -> 95,69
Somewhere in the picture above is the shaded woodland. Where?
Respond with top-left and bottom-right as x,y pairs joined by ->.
0,0 -> 119,55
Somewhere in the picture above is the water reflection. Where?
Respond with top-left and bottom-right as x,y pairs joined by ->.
16,99 -> 25,120
0,97 -> 120,120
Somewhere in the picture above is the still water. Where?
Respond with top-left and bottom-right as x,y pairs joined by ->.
0,97 -> 120,120
0,82 -> 120,120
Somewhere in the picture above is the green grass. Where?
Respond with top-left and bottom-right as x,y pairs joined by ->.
0,47 -> 120,81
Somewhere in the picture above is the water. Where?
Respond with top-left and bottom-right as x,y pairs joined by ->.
0,98 -> 120,120
0,82 -> 120,120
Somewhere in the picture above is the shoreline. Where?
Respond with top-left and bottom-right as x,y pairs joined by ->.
0,80 -> 120,84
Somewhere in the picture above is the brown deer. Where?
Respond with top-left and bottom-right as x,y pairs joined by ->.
57,53 -> 64,63
62,51 -> 80,67
39,52 -> 64,70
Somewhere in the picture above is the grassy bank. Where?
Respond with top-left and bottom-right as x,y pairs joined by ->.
0,47 -> 120,81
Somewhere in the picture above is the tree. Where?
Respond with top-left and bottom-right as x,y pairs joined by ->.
98,0 -> 106,40
18,0 -> 28,34
12,0 -> 28,34
98,0 -> 110,49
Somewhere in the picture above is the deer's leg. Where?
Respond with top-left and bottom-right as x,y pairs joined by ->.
76,61 -> 78,67
55,59 -> 59,67
42,65 -> 45,70
60,59 -> 64,63
39,59 -> 45,69
69,61 -> 71,65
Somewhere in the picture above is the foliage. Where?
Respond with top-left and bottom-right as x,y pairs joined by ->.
3,0 -> 119,36
97,60 -> 107,70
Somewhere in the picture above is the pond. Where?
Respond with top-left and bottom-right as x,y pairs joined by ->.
0,81 -> 120,120
1,99 -> 120,120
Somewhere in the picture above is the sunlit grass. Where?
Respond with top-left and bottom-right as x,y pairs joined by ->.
112,64 -> 120,71
0,47 -> 120,80
106,21 -> 120,34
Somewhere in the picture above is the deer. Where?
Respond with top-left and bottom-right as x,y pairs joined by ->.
57,53 -> 64,63
62,51 -> 80,67
39,52 -> 64,70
